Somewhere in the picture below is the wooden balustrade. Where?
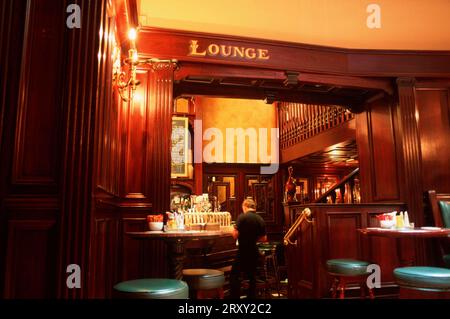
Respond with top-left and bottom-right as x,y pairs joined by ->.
279,102 -> 354,150
314,168 -> 361,204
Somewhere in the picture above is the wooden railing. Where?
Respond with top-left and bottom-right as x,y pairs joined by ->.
283,207 -> 313,246
314,168 -> 361,204
279,102 -> 354,150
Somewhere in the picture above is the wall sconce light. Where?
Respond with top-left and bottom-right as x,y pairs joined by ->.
112,28 -> 178,103
112,28 -> 140,102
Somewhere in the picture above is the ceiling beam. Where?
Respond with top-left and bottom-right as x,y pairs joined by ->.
174,82 -> 367,108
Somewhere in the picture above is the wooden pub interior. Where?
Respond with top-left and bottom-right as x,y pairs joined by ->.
0,0 -> 449,299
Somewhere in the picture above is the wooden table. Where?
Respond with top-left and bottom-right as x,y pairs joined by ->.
127,229 -> 233,280
358,227 -> 450,238
358,227 -> 450,266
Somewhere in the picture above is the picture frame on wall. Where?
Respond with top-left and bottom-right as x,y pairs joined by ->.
296,178 -> 309,202
171,116 -> 189,178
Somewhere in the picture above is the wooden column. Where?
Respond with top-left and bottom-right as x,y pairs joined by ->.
147,62 -> 177,213
396,77 -> 425,263
396,78 -> 423,223
194,100 -> 203,194
57,0 -> 106,299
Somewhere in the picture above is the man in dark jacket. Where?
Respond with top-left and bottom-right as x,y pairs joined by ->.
230,198 -> 267,299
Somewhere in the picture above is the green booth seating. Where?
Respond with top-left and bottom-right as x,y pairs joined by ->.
182,269 -> 225,299
393,267 -> 450,291
113,278 -> 189,299
438,201 -> 450,228
326,259 -> 374,299
438,200 -> 450,268
444,255 -> 450,268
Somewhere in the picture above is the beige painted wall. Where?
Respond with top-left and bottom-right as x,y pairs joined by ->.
139,0 -> 450,50
197,97 -> 277,164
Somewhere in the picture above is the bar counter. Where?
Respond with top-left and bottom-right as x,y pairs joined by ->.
127,229 -> 234,239
127,228 -> 234,279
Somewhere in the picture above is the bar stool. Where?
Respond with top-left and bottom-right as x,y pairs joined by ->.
393,266 -> 450,299
113,278 -> 189,299
182,268 -> 225,299
240,243 -> 282,299
326,259 -> 374,299
258,243 -> 281,297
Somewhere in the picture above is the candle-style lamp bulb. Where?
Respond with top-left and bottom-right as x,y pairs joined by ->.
128,28 -> 137,50
128,28 -> 137,41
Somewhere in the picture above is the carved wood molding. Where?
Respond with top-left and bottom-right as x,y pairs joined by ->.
137,27 -> 450,77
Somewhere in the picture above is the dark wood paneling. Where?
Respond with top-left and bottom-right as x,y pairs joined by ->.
365,212 -> 398,283
285,203 -> 406,298
90,217 -> 118,298
95,8 -> 119,197
368,99 -> 400,201
203,164 -> 284,235
326,213 -> 361,259
356,97 -> 401,202
416,89 -> 450,193
4,220 -> 56,298
0,1 -> 27,152
120,218 -> 146,280
1,0 -> 106,300
123,71 -> 150,199
12,0 -> 65,187
142,239 -> 168,279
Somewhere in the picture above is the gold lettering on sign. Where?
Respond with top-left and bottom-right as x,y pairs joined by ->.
245,48 -> 256,59
188,40 -> 270,61
257,49 -> 270,60
189,40 -> 206,57
220,45 -> 232,57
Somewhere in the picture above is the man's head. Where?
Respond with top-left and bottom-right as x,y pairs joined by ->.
242,198 -> 256,213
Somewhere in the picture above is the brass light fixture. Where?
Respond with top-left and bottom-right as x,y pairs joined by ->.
112,28 -> 178,103
112,28 -> 140,102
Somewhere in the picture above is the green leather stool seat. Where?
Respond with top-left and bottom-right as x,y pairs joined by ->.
444,255 -> 450,268
438,201 -> 450,227
326,259 -> 370,276
182,269 -> 225,290
113,278 -> 189,299
394,267 -> 450,291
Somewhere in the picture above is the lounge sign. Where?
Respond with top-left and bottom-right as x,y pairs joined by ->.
188,40 -> 270,61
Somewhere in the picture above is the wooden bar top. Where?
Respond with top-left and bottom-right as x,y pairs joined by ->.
358,227 -> 450,238
126,229 -> 233,239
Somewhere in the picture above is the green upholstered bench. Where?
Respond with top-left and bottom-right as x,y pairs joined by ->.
438,201 -> 450,228
444,255 -> 450,268
326,259 -> 374,299
394,266 -> 450,298
113,278 -> 189,299
428,192 -> 450,269
182,269 -> 225,299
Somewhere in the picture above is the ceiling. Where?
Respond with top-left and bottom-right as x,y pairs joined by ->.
174,73 -> 379,110
291,140 -> 359,168
138,0 -> 450,50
